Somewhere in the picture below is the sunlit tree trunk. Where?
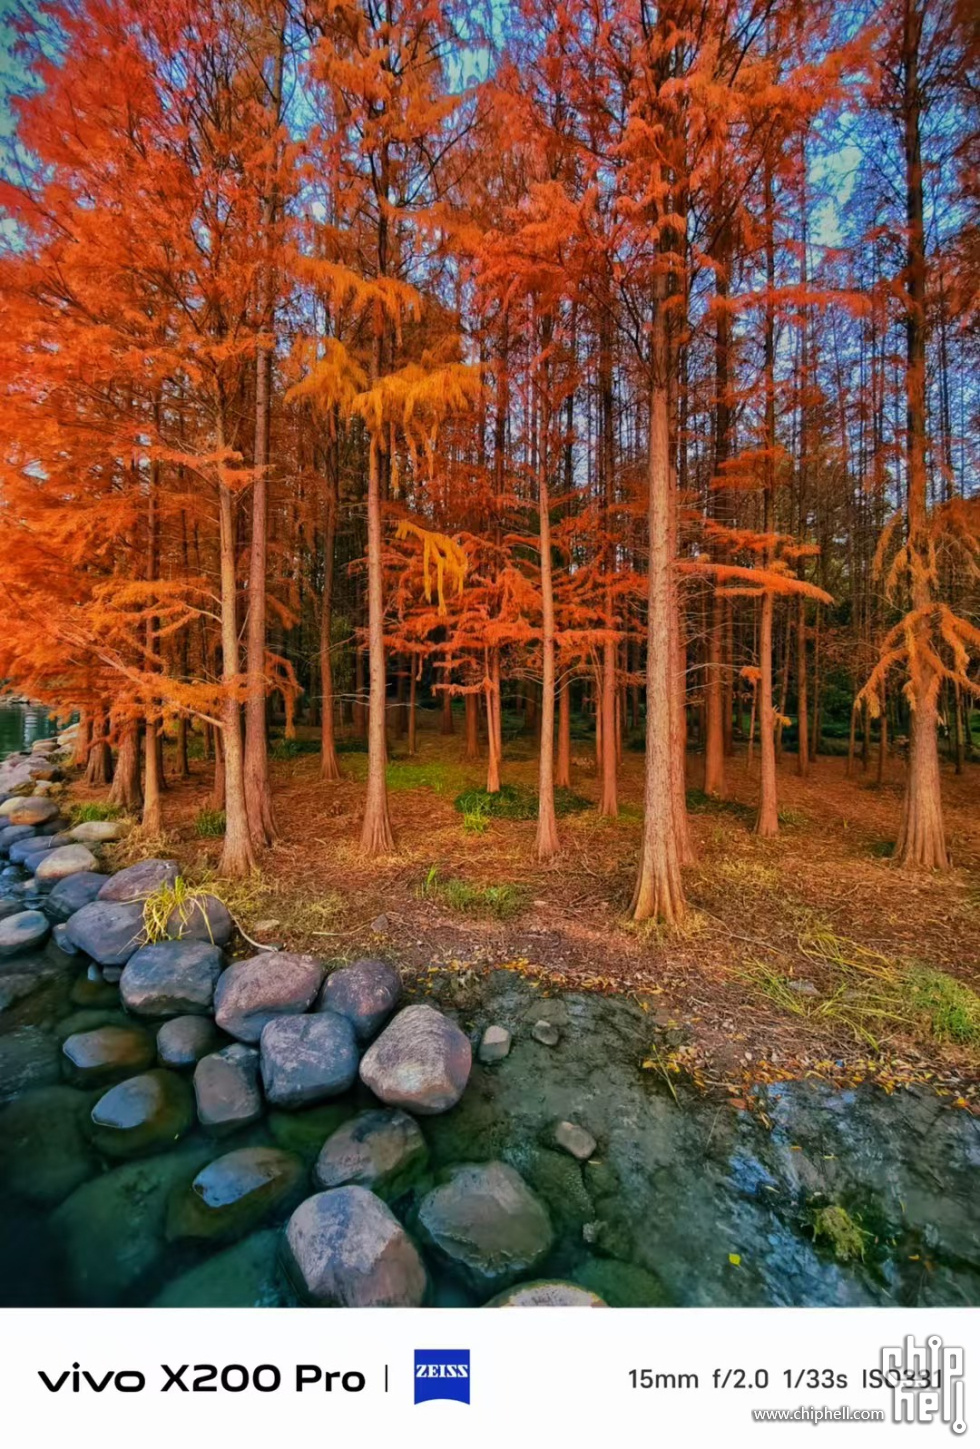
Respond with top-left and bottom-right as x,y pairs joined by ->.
73,713 -> 91,772
360,433 -> 395,855
535,320 -> 559,862
632,266 -> 685,924
704,218 -> 730,797
108,717 -> 142,810
142,453 -> 162,836
894,0 -> 948,869
243,20 -> 285,849
756,153 -> 779,838
86,711 -> 113,787
319,438 -> 341,782
486,649 -> 502,794
143,718 -> 162,836
216,411 -> 256,878
598,308 -> 618,816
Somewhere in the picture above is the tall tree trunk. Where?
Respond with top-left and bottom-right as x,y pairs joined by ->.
486,649 -> 502,794
556,675 -> 571,788
73,713 -> 91,771
108,717 -> 142,810
143,718 -> 162,836
598,306 -> 618,816
465,691 -> 479,760
441,689 -> 454,735
175,718 -> 190,780
360,433 -> 395,855
217,413 -> 257,878
756,152 -> 779,838
757,593 -> 779,836
142,451 -> 162,836
632,266 -> 685,923
704,214 -> 731,798
243,22 -> 285,850
319,442 -> 341,781
86,712 -> 113,787
394,662 -> 408,739
535,324 -> 559,863
354,644 -> 367,739
895,2 -> 947,868
796,595 -> 809,775
212,729 -> 226,812
407,663 -> 417,756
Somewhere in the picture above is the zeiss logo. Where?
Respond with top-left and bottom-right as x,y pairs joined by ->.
414,1350 -> 470,1405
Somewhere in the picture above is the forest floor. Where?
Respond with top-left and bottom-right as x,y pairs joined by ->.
79,712 -> 980,1112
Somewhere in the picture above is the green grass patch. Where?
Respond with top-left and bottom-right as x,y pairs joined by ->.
740,927 -> 980,1059
194,807 -> 226,837
387,759 -> 472,794
454,783 -> 590,820
67,801 -> 123,824
907,967 -> 980,1045
418,866 -> 528,919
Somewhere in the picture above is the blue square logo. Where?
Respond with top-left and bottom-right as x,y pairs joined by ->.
414,1349 -> 471,1405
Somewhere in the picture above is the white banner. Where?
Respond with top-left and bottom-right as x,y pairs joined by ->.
0,1306 -> 974,1446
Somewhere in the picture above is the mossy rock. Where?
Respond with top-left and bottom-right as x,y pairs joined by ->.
517,1146 -> 594,1237
422,1075 -> 515,1168
572,1257 -> 673,1307
152,1229 -> 294,1308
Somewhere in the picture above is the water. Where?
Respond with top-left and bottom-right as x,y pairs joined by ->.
0,703 -> 59,758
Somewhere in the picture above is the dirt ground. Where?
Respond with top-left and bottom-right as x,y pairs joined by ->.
76,713 -> 980,1110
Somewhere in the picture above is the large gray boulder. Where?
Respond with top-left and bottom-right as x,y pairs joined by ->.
35,843 -> 99,885
416,1162 -> 554,1295
314,1108 -> 428,1199
43,871 -> 106,924
359,1003 -> 471,1115
193,1044 -> 262,1133
68,820 -> 128,843
0,796 -> 59,828
0,824 -> 37,853
157,1015 -> 222,1069
8,835 -> 59,865
64,900 -> 144,966
120,940 -> 223,1017
88,1069 -> 194,1158
0,909 -> 50,958
167,1146 -> 305,1242
282,1186 -> 427,1307
97,858 -> 179,903
62,1024 -> 156,1087
259,1012 -> 359,1108
319,958 -> 401,1041
164,893 -> 233,948
214,952 -> 325,1043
